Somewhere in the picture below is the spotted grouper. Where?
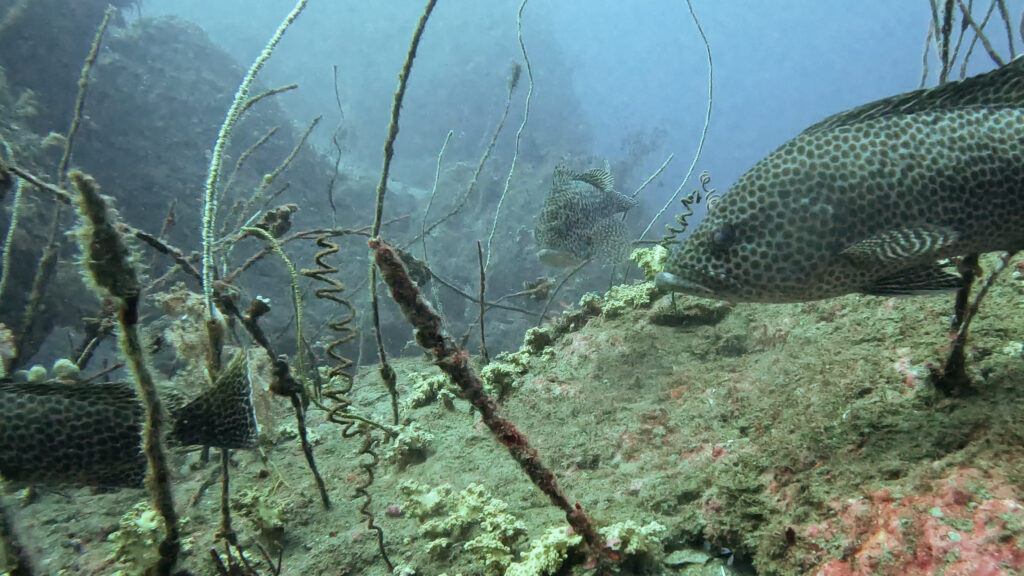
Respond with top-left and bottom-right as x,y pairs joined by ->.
0,350 -> 259,487
535,165 -> 637,268
656,56 -> 1024,302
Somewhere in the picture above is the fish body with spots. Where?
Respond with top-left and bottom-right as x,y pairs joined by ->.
0,351 -> 258,487
535,165 -> 637,268
657,57 -> 1024,303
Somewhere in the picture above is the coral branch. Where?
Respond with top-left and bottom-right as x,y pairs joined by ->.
299,235 -> 356,401
477,240 -> 489,362
70,172 -> 179,575
202,0 -> 307,319
369,0 -> 438,427
640,0 -> 712,241
372,0 -> 437,237
58,5 -> 113,185
410,61 -> 521,246
370,237 -> 609,566
485,0 -> 534,270
237,297 -> 331,510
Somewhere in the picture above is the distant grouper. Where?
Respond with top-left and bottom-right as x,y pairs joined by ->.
657,57 -> 1024,302
535,165 -> 637,268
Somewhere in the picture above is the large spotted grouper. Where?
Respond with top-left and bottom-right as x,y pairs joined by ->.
656,56 -> 1024,303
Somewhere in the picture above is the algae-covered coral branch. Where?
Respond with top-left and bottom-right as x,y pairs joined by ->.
370,237 -> 610,570
369,0 -> 439,427
70,171 -> 180,576
200,0 -> 308,319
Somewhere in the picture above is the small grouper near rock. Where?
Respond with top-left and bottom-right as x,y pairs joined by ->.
656,56 -> 1024,302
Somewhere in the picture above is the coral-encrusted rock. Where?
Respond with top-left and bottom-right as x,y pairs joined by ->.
807,467 -> 1024,575
648,293 -> 731,327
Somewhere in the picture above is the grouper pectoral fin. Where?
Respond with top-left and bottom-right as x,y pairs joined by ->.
537,248 -> 579,268
839,226 -> 960,265
862,264 -> 965,297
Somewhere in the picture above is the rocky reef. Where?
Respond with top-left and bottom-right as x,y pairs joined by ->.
6,250 -> 1024,575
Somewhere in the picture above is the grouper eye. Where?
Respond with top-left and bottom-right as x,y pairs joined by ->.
709,223 -> 736,252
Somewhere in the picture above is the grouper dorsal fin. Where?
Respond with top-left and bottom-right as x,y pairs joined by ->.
551,164 -> 618,197
0,380 -> 138,405
574,168 -> 615,192
840,226 -> 960,265
805,56 -> 1024,134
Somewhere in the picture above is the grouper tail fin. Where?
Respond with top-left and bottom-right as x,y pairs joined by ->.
170,350 -> 258,449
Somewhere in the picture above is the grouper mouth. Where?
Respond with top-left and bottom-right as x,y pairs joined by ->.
654,271 -> 715,295
655,261 -> 745,298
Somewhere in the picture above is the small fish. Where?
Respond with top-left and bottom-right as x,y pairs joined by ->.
0,351 -> 258,488
657,57 -> 1024,302
535,164 -> 637,268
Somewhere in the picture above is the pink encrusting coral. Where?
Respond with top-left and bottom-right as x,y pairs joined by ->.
813,467 -> 1024,576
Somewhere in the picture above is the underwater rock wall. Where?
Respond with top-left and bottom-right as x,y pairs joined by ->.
0,5 -> 395,366
0,0 -> 132,134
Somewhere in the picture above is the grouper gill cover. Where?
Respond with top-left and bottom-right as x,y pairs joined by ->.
656,56 -> 1024,303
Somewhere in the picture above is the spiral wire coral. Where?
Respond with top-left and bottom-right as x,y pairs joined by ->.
661,170 -> 717,246
300,235 -> 356,402
300,235 -> 394,570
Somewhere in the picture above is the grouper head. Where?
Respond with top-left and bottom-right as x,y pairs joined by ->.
654,168 -> 964,303
655,164 -> 846,303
